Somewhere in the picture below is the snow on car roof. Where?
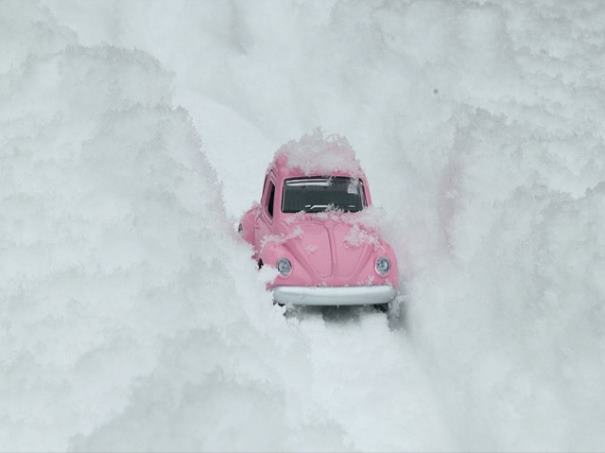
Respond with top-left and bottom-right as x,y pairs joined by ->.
272,129 -> 365,178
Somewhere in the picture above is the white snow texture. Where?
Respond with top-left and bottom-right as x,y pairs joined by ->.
1,0 -> 605,451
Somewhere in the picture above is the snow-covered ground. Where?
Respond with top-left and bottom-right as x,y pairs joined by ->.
2,0 -> 605,451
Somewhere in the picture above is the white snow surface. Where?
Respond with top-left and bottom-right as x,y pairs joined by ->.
2,0 -> 605,451
274,129 -> 364,177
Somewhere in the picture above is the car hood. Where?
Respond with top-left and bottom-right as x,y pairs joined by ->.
276,218 -> 383,280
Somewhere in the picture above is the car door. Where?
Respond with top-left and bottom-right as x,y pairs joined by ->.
255,174 -> 276,253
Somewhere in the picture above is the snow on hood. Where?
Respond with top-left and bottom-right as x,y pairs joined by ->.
284,204 -> 385,225
260,225 -> 304,251
283,206 -> 386,247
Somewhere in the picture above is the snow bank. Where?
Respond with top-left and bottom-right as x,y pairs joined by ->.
410,118 -> 605,450
0,4 -> 347,451
7,0 -> 605,451
77,1 -> 604,450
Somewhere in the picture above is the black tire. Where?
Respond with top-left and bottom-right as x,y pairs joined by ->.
374,303 -> 389,313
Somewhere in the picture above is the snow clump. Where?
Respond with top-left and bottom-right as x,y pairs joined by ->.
343,223 -> 381,249
273,128 -> 364,177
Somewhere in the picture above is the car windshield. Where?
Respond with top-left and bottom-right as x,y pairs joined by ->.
282,177 -> 365,213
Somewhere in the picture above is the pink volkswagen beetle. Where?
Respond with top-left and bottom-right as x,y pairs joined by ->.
239,132 -> 399,309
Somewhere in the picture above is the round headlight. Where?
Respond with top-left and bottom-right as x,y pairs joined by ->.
375,257 -> 390,276
277,258 -> 292,276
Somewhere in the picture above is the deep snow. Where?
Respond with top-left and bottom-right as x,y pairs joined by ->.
2,0 -> 605,451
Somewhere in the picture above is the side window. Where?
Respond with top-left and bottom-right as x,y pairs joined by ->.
267,182 -> 275,218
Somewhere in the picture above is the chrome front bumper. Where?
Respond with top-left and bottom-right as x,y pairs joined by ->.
273,285 -> 397,306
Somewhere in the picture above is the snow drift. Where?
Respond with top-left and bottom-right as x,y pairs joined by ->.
3,0 -> 605,451
0,3 -> 345,451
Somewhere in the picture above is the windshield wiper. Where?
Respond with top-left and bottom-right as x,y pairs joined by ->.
305,204 -> 330,212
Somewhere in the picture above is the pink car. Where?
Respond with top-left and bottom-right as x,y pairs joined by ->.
239,134 -> 399,308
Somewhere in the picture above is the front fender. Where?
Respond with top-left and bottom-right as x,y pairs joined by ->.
238,203 -> 260,246
258,242 -> 313,288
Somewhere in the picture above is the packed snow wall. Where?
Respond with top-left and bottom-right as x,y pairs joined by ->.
0,3 -> 356,451
3,0 -> 605,451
